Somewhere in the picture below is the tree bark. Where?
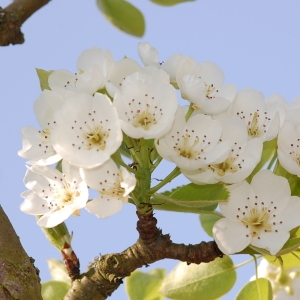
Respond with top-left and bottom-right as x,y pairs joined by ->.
0,0 -> 51,46
0,206 -> 42,299
64,209 -> 223,300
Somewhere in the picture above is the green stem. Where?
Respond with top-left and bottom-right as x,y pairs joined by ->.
122,134 -> 143,167
147,166 -> 181,195
267,153 -> 278,170
151,155 -> 163,172
111,152 -> 138,175
185,103 -> 194,121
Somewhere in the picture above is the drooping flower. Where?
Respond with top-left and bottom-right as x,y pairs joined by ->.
230,89 -> 286,141
176,60 -> 237,115
20,160 -> 88,228
81,159 -> 136,218
113,72 -> 178,139
48,47 -> 115,95
52,92 -> 122,168
213,170 -> 300,255
18,89 -> 66,165
155,106 -> 231,170
181,115 -> 263,184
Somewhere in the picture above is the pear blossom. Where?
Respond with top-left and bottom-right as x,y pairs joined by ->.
113,72 -> 177,139
251,259 -> 300,300
176,60 -> 237,115
18,89 -> 67,165
20,161 -> 88,228
106,57 -> 141,97
230,88 -> 286,141
181,116 -> 263,184
155,106 -> 231,170
277,121 -> 300,176
52,92 -> 122,168
81,159 -> 136,218
48,47 -> 115,95
213,170 -> 300,255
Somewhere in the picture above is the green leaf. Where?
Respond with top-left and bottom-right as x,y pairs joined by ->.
35,68 -> 53,91
235,278 -> 272,300
247,138 -> 277,183
41,281 -> 70,300
126,268 -> 165,300
151,0 -> 195,6
97,0 -> 145,37
155,183 -> 228,207
47,259 -> 71,285
199,214 -> 222,237
160,256 -> 236,300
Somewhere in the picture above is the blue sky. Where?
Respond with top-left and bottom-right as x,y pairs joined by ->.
1,0 -> 300,299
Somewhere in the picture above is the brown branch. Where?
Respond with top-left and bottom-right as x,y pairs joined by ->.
0,205 -> 42,299
64,208 -> 223,300
0,0 -> 51,46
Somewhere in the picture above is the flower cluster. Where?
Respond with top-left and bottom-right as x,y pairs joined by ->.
19,42 -> 300,263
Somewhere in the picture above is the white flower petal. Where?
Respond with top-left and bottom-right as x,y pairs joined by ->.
86,196 -> 123,218
213,218 -> 251,255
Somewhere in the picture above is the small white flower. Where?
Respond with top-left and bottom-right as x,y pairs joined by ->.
113,72 -> 178,139
52,93 -> 122,168
278,121 -> 300,176
155,106 -> 231,170
48,47 -> 114,95
182,116 -> 263,184
81,159 -> 136,218
18,90 -> 66,165
176,60 -> 237,115
213,170 -> 300,255
20,161 -> 88,228
230,88 -> 285,141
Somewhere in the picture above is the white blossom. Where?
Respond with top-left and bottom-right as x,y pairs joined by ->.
213,170 -> 300,255
52,92 -> 122,168
176,60 -> 237,115
277,121 -> 300,176
113,72 -> 177,139
48,47 -> 114,95
182,116 -> 263,184
20,161 -> 88,228
230,88 -> 285,141
81,159 -> 136,218
106,57 -> 141,97
155,106 -> 231,170
18,90 -> 66,165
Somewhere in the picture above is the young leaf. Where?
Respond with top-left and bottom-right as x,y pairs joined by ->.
47,259 -> 71,285
160,256 -> 236,300
199,214 -> 222,237
35,68 -> 53,91
150,0 -> 195,6
97,0 -> 145,37
235,278 -> 272,300
126,268 -> 165,300
41,281 -> 70,300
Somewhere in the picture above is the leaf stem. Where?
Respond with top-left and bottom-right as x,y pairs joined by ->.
147,166 -> 181,195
